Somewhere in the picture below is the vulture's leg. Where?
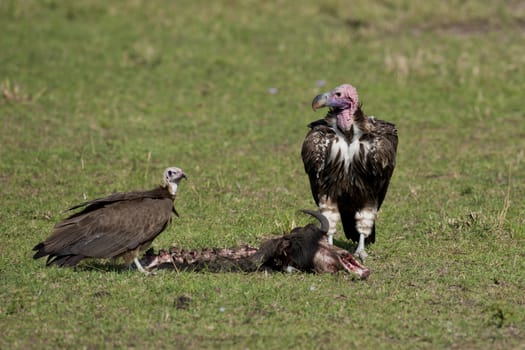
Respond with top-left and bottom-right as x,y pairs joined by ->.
354,207 -> 377,260
319,196 -> 340,245
355,234 -> 368,260
133,257 -> 154,275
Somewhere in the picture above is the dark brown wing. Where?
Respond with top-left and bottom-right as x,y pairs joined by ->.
339,118 -> 398,243
66,187 -> 171,218
33,189 -> 175,266
368,118 -> 398,209
301,120 -> 336,205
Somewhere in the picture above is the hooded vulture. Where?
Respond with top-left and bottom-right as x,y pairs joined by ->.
32,167 -> 187,273
301,84 -> 398,259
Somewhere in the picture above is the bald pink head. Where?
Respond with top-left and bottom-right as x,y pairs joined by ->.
311,83 -> 359,131
334,84 -> 359,108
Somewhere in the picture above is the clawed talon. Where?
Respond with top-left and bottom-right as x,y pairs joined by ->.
134,257 -> 157,275
354,249 -> 368,262
285,265 -> 301,273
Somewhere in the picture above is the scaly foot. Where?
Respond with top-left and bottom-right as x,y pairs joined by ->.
354,248 -> 368,262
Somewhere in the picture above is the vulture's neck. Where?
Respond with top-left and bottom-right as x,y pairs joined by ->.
332,106 -> 368,140
159,183 -> 178,198
167,183 -> 179,196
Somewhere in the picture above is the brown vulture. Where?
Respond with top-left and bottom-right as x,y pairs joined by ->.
301,84 -> 398,259
32,167 -> 187,273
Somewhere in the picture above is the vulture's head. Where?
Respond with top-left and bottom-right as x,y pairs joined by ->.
312,84 -> 359,131
163,167 -> 187,195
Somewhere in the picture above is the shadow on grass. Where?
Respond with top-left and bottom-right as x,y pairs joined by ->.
74,261 -> 136,274
333,238 -> 358,252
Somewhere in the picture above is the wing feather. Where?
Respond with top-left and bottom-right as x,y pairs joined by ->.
367,119 -> 398,209
65,187 -> 169,217
301,121 -> 335,204
35,195 -> 175,265
53,198 -> 173,258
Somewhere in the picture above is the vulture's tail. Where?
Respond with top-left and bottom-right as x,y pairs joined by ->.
33,243 -> 85,266
32,242 -> 47,260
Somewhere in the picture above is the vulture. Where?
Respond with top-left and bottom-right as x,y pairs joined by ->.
32,167 -> 187,274
301,84 -> 398,259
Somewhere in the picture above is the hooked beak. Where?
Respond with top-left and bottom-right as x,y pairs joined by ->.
311,92 -> 330,111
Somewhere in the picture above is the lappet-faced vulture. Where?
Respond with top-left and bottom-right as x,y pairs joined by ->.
301,84 -> 398,259
32,167 -> 186,273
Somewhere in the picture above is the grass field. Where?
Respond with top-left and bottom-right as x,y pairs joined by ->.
1,0 -> 524,349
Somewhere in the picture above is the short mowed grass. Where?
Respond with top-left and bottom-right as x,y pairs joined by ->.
1,0 -> 524,349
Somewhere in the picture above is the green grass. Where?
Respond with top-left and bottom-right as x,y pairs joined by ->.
1,0 -> 524,349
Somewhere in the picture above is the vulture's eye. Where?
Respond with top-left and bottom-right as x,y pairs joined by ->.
335,92 -> 342,97
167,170 -> 173,176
